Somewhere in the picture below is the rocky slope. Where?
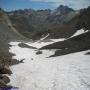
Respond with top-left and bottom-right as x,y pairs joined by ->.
40,30 -> 90,56
0,9 -> 27,66
0,8 -> 28,88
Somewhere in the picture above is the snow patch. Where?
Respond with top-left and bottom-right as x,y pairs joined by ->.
51,38 -> 65,42
38,33 -> 49,42
9,42 -> 21,46
26,38 -> 66,49
26,41 -> 54,48
71,29 -> 89,38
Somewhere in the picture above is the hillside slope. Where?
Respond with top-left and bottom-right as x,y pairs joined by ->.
46,6 -> 90,39
0,9 -> 27,66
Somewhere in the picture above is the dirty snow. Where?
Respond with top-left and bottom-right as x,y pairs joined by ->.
9,41 -> 90,90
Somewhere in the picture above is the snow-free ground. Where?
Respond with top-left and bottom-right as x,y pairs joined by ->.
9,41 -> 90,90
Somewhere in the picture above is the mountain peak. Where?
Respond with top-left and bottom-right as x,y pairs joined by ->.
53,5 -> 74,15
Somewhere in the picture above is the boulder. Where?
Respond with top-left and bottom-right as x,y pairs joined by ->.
2,75 -> 10,84
19,59 -> 24,63
10,59 -> 19,65
85,52 -> 90,55
36,51 -> 42,55
0,79 -> 6,87
0,75 -> 11,88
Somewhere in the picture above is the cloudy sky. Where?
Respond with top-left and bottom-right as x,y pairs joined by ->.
0,0 -> 90,11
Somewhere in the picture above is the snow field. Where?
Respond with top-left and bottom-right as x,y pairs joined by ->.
9,41 -> 90,90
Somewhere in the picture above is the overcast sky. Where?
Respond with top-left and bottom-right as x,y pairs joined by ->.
0,0 -> 90,11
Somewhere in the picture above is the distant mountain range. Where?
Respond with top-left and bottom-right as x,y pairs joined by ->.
6,5 -> 78,39
6,5 -> 90,40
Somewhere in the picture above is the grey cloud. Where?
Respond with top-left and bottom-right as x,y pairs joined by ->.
30,0 -> 90,9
